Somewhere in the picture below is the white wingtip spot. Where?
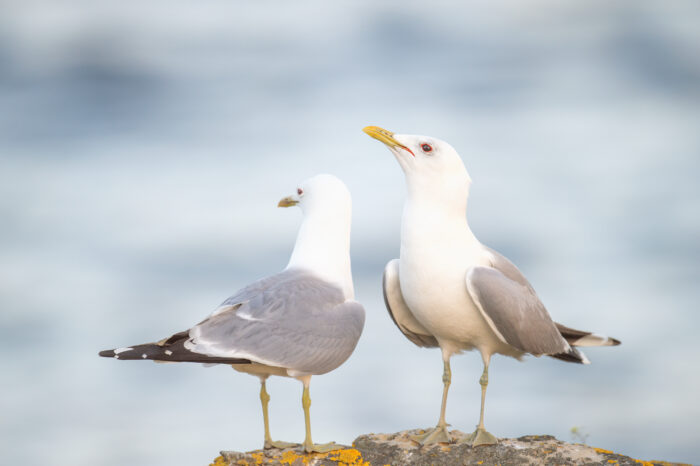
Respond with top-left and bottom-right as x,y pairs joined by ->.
165,350 -> 173,356
114,355 -> 119,359
114,347 -> 133,355
574,333 -> 615,347
581,352 -> 591,365
142,354 -> 147,359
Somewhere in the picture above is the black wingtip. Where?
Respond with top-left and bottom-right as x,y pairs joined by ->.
549,352 -> 587,364
549,345 -> 590,364
97,339 -> 252,364
610,337 -> 621,346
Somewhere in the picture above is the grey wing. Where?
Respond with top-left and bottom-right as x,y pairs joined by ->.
465,266 -> 569,355
187,269 -> 365,375
209,273 -> 281,316
483,246 -> 535,289
383,259 -> 438,348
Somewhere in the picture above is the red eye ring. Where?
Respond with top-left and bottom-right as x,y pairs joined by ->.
297,188 -> 303,195
421,143 -> 433,153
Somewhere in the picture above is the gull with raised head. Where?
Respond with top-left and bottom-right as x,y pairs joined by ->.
363,126 -> 620,446
100,173 -> 365,453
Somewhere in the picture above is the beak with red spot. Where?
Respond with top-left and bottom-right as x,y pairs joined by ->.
363,126 -> 415,157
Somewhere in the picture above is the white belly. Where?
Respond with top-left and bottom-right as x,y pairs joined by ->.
233,362 -> 290,378
398,256 -> 496,352
397,214 -> 517,356
397,203 -> 522,358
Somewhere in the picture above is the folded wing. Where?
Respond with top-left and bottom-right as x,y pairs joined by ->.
187,268 -> 365,375
382,259 -> 438,348
466,265 -> 571,356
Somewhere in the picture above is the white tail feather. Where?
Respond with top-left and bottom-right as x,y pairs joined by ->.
572,333 -> 618,347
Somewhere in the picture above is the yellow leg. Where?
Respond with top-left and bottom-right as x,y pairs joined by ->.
301,380 -> 337,453
465,357 -> 498,446
302,384 -> 313,449
411,358 -> 452,445
477,366 -> 488,429
259,380 -> 296,450
438,358 -> 451,428
260,380 -> 272,446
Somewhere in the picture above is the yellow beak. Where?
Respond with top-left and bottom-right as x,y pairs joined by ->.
277,196 -> 298,208
363,126 -> 414,156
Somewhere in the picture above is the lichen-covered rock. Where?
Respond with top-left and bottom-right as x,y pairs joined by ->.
211,447 -> 366,466
211,429 -> 689,466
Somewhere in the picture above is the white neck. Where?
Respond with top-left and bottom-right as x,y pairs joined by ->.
286,208 -> 354,300
402,177 -> 479,246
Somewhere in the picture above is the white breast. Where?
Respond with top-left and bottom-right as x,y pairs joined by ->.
398,206 -> 502,354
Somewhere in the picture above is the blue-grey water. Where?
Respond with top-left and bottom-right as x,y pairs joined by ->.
1,1 -> 699,465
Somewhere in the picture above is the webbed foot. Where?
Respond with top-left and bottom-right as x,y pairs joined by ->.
302,441 -> 338,453
264,440 -> 298,450
410,424 -> 452,445
464,427 -> 497,446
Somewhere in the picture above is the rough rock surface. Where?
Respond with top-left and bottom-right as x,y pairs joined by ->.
210,429 -> 688,466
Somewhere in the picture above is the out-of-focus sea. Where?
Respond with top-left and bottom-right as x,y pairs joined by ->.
1,1 -> 699,465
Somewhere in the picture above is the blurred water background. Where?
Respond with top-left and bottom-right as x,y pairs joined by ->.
1,1 -> 699,465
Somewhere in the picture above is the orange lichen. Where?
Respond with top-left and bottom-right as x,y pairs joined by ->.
608,460 -> 618,464
328,448 -> 367,465
204,447 -> 370,466
594,448 -> 614,454
634,462 -> 687,466
229,451 -> 265,465
278,450 -> 308,465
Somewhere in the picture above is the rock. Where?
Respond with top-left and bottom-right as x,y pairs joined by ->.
210,429 -> 689,466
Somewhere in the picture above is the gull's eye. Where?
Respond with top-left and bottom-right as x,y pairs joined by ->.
297,188 -> 303,196
421,143 -> 433,153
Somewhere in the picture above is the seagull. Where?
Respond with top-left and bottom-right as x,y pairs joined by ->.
99,173 -> 365,453
363,126 -> 620,446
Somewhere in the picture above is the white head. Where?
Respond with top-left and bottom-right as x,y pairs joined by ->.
363,126 -> 471,206
278,173 -> 352,217
278,174 -> 354,298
